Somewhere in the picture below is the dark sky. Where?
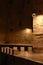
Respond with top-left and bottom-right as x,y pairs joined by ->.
7,0 -> 32,29
0,0 -> 33,33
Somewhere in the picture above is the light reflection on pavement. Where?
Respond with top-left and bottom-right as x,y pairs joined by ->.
14,51 -> 43,64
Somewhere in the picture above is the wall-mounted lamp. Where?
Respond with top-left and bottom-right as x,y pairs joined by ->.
32,13 -> 36,17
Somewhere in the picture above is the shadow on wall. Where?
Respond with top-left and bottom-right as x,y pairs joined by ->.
0,32 -> 5,44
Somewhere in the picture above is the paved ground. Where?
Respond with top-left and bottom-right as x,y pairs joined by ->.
14,51 -> 43,64
0,53 -> 43,65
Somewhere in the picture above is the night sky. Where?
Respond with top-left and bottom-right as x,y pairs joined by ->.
0,0 -> 33,33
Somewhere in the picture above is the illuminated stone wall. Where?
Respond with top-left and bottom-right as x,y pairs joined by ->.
0,0 -> 32,44
1,0 -> 43,44
8,29 -> 32,44
33,15 -> 43,34
32,15 -> 43,47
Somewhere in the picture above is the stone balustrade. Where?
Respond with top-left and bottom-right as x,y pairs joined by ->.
0,45 -> 33,56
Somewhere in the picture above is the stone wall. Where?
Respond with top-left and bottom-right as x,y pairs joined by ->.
0,33 -> 5,43
8,29 -> 32,44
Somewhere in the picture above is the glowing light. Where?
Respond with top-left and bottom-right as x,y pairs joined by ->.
36,15 -> 43,26
33,15 -> 43,34
25,28 -> 32,33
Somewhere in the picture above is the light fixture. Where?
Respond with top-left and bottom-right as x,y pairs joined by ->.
32,13 -> 36,17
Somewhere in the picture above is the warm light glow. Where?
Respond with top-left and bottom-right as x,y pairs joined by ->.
21,28 -> 32,43
36,15 -> 43,26
25,28 -> 32,33
33,15 -> 43,34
